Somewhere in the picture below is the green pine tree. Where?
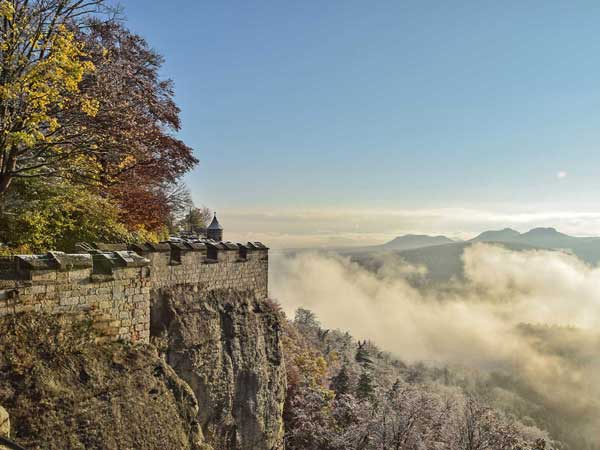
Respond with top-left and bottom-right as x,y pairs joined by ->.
356,371 -> 375,400
330,365 -> 350,396
355,341 -> 373,368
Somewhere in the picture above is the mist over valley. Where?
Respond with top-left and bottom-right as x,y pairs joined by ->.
271,228 -> 600,449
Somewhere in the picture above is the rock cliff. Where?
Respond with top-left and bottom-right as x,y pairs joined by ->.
0,314 -> 208,450
151,286 -> 286,450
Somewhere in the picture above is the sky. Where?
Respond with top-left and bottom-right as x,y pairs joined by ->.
117,0 -> 600,247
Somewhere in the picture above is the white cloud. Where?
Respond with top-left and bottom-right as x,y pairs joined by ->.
271,245 -> 600,363
557,170 -> 568,179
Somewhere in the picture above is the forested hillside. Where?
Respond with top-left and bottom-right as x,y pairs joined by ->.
280,306 -> 555,450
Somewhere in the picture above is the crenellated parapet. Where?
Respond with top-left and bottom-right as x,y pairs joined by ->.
0,241 -> 269,343
1,251 -> 149,282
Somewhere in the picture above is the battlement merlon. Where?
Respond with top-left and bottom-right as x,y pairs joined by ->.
0,251 -> 150,282
129,240 -> 268,265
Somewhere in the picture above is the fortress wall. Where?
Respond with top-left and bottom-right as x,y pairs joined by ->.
138,243 -> 268,299
0,254 -> 151,343
0,243 -> 269,343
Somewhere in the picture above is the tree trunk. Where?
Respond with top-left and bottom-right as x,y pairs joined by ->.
0,152 -> 18,196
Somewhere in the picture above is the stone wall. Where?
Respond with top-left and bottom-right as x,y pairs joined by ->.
134,241 -> 269,299
0,242 -> 269,343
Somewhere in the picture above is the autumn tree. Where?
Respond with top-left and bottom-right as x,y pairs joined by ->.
76,21 -> 197,230
0,178 -> 128,253
0,0 -> 109,196
79,20 -> 196,184
0,1 -> 198,243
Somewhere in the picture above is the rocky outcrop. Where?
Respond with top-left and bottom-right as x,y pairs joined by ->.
0,406 -> 8,437
0,405 -> 11,450
151,286 -> 286,450
0,314 -> 208,450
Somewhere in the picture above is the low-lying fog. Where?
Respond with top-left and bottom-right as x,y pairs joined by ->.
271,243 -> 600,444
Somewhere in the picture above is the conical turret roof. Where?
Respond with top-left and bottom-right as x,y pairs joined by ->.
207,213 -> 223,230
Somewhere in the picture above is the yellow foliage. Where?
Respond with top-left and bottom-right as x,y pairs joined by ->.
327,350 -> 340,368
0,0 -> 14,20
126,225 -> 167,244
81,97 -> 100,117
117,154 -> 138,171
283,332 -> 332,390
0,244 -> 33,257
0,181 -> 131,253
0,17 -> 98,155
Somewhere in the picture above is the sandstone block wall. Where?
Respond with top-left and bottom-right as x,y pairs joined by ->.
134,241 -> 269,299
0,242 -> 269,343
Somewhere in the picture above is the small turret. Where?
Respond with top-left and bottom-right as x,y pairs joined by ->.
207,213 -> 223,241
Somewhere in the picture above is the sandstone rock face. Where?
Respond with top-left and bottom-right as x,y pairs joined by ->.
0,405 -> 9,437
0,314 -> 207,450
151,286 -> 286,450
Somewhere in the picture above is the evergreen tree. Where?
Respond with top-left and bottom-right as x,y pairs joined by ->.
330,365 -> 350,396
356,371 -> 375,400
355,341 -> 373,368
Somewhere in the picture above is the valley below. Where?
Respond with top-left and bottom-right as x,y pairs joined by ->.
271,228 -> 600,450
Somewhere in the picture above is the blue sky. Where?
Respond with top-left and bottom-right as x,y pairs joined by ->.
118,1 -> 600,246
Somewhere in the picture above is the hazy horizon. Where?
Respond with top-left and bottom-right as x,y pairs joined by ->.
221,206 -> 600,248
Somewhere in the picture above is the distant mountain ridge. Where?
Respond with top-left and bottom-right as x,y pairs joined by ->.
382,234 -> 455,251
383,227 -> 600,252
470,227 -> 600,253
348,227 -> 600,282
471,228 -> 521,242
